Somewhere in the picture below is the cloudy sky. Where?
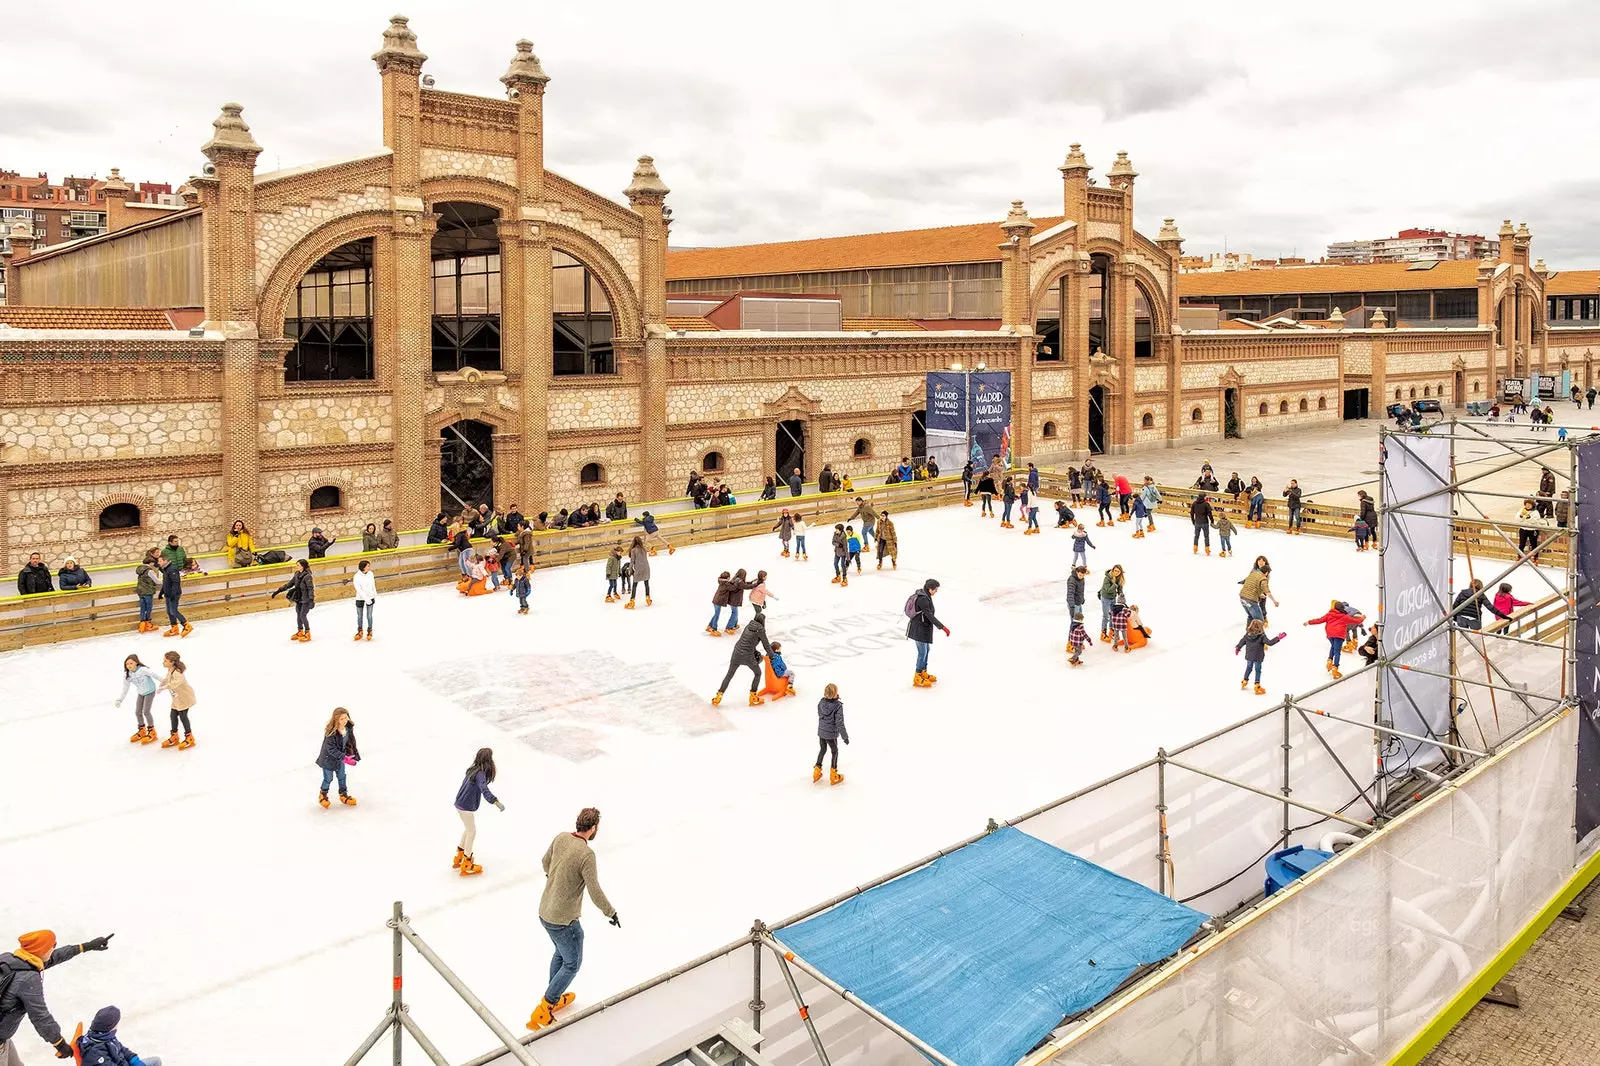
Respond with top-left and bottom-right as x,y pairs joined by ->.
7,0 -> 1599,265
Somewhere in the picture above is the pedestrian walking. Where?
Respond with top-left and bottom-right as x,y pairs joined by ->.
812,684 -> 849,785
906,578 -> 950,688
352,559 -> 376,640
156,651 -> 196,750
115,655 -> 160,745
315,708 -> 360,808
271,558 -> 316,642
452,748 -> 504,877
527,808 -> 617,1031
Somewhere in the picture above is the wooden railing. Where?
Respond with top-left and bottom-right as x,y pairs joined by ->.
0,477 -> 963,651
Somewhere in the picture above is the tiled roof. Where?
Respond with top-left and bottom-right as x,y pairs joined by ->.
1177,260 -> 1481,297
1545,269 -> 1600,296
666,215 -> 1066,280
842,318 -> 923,331
664,315 -> 718,331
0,306 -> 174,330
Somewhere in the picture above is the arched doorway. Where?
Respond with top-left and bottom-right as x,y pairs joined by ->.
911,409 -> 927,462
776,420 -> 805,480
283,238 -> 374,381
431,202 -> 502,373
1088,385 -> 1108,455
440,419 -> 494,513
1224,388 -> 1241,438
1453,369 -> 1465,406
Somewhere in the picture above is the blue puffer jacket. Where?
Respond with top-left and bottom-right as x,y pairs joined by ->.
58,566 -> 93,590
454,770 -> 499,812
76,1028 -> 143,1066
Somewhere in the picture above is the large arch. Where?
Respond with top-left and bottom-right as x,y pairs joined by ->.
258,211 -> 391,340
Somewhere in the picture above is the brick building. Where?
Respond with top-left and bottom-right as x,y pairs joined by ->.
0,15 -> 1591,570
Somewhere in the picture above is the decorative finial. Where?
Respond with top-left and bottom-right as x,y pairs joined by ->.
1534,257 -> 1548,275
201,103 -> 262,161
1157,217 -> 1182,244
1001,199 -> 1034,237
8,221 -> 34,241
500,38 -> 550,91
624,155 -> 669,206
1498,219 -> 1515,239
1515,222 -> 1531,241
1059,143 -> 1090,175
1329,306 -> 1345,326
372,14 -> 427,73
1107,151 -> 1138,183
1370,308 -> 1388,329
102,168 -> 130,196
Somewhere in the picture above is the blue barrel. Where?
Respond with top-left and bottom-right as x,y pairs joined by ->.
1264,845 -> 1335,896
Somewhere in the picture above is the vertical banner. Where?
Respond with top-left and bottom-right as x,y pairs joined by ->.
1380,434 -> 1453,774
969,371 -> 1013,471
924,372 -> 969,476
1575,440 -> 1600,855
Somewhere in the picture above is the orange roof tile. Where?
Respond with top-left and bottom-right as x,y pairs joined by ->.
842,318 -> 924,331
0,306 -> 175,330
664,315 -> 718,331
666,215 -> 1066,280
1545,269 -> 1600,296
1177,260 -> 1480,297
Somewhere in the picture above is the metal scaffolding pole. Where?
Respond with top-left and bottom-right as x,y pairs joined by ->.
1160,752 -> 1369,828
395,919 -> 541,1066
1291,704 -> 1489,758
761,934 -> 833,1066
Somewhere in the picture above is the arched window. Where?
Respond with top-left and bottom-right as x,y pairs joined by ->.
1473,381 -> 1481,394
1318,396 -> 1327,410
1140,412 -> 1155,429
853,438 -> 871,458
702,450 -> 724,473
1298,398 -> 1309,412
432,202 -> 503,373
553,250 -> 616,376
1258,402 -> 1269,416
1042,420 -> 1058,438
580,462 -> 605,486
309,485 -> 343,512
1034,276 -> 1064,362
1278,401 -> 1289,414
285,238 -> 374,381
1394,388 -> 1402,400
1423,385 -> 1431,397
1191,407 -> 1203,422
98,502 -> 141,531
1408,387 -> 1416,399
1134,283 -> 1154,358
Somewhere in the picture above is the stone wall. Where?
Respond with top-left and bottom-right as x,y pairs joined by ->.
1,403 -> 220,463
258,464 -> 394,548
820,418 -> 901,474
260,394 -> 394,448
253,185 -> 391,289
548,384 -> 640,433
1181,397 -> 1219,439
8,474 -> 226,570
668,432 -> 765,493
546,441 -> 643,508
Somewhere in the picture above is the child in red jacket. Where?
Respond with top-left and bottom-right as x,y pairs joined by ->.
1304,600 -> 1366,678
1492,583 -> 1531,623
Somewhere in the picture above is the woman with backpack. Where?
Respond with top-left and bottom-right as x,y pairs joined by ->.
315,707 -> 360,808
905,579 -> 950,688
271,558 -> 316,642
453,747 -> 504,876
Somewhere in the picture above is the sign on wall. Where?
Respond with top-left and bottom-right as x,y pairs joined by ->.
923,370 -> 1014,474
1574,439 -> 1600,855
969,371 -> 1013,471
924,372 -> 969,476
1380,433 -> 1453,775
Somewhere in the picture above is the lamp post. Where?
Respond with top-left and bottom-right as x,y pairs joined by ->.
950,360 -> 987,470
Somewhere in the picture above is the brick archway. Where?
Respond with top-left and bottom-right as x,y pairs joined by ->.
258,211 -> 391,340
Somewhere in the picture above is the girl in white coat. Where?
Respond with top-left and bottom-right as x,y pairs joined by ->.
353,559 -> 377,640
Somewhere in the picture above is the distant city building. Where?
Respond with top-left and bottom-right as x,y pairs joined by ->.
1326,228 -> 1497,265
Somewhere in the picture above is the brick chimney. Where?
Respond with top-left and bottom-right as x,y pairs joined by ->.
3,221 -> 36,305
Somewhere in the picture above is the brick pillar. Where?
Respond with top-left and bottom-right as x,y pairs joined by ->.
627,156 -> 670,500
101,168 -> 136,233
2,223 -> 34,304
520,229 -> 553,511
198,103 -> 264,533
1000,200 -> 1035,464
389,211 -> 436,529
1369,311 -> 1388,413
374,16 -> 426,193
1070,260 -> 1092,456
1157,218 -> 1184,442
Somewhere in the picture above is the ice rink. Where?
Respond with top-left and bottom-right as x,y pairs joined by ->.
5,499 -> 1534,1065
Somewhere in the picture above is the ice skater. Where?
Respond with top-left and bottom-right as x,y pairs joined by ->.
852,497 -> 877,548
906,578 -> 949,688
632,511 -> 674,556
1248,483 -> 1267,528
762,640 -> 796,698
1236,619 -> 1286,695
1191,493 -> 1213,555
316,707 -> 360,808
0,931 -> 116,1064
1067,611 -> 1094,665
513,565 -> 532,615
1215,512 -> 1237,557
1071,524 -> 1095,568
830,524 -> 850,586
1110,600 -> 1132,651
528,807 -> 618,1031
1305,600 -> 1365,679
846,526 -> 863,574
976,470 -> 998,517
156,552 -> 191,637
1140,477 -> 1163,533
1131,491 -> 1150,538
812,684 -> 849,785
749,570 -> 775,616
774,510 -> 795,557
1095,476 -> 1115,526
1000,476 -> 1017,528
1349,515 -> 1371,551
793,515 -> 809,561
604,545 -> 622,602
352,559 -> 377,640
271,558 -> 316,642
453,747 -> 504,877
962,459 -> 975,505
1239,556 -> 1278,623
156,651 -> 196,750
625,536 -> 652,608
115,654 -> 160,745
712,612 -> 773,706
1021,485 -> 1041,534
134,549 -> 161,633
1054,500 -> 1076,528
1066,564 -> 1089,621
707,571 -> 736,635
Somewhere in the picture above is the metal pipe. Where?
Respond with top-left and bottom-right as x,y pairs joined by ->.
1161,754 -> 1369,829
751,923 -> 764,1034
391,901 -> 403,1066
1386,659 -> 1563,701
395,1011 -> 453,1066
395,921 -> 541,1066
762,934 -> 961,1066
1452,488 -> 1569,601
1156,753 -> 1168,896
764,937 -> 833,1066
1292,706 -> 1383,819
342,1012 -> 397,1066
1280,699 -> 1293,848
1292,704 -> 1489,758
1376,426 -> 1391,811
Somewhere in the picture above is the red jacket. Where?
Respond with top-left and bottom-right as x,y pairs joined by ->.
1306,609 -> 1364,639
1492,591 -> 1531,617
1114,475 -> 1132,496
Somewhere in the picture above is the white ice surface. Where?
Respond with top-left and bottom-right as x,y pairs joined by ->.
0,504 -> 1552,1065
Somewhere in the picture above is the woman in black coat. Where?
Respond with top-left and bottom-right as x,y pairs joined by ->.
272,559 -> 316,642
427,513 -> 449,544
906,578 -> 950,686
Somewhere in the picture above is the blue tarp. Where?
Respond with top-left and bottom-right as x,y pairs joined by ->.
778,827 -> 1206,1066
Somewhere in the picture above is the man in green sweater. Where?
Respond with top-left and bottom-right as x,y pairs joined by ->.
160,534 -> 190,572
527,807 -> 618,1031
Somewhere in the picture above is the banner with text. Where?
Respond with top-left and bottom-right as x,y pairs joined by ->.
1380,434 -> 1453,774
968,371 -> 1013,471
1575,440 -> 1600,855
924,372 -> 969,476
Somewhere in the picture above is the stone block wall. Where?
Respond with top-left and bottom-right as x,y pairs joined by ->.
260,394 -> 393,449
668,432 -> 764,493
0,403 -> 220,463
1180,397 -> 1219,438
821,418 -> 901,475
547,384 -> 640,433
545,441 -> 642,509
8,474 -> 226,570
258,464 -> 394,548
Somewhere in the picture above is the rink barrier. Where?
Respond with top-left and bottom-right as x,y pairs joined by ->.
0,475 -> 966,650
448,628 -> 1572,1066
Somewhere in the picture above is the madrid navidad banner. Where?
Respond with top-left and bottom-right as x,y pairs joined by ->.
923,370 -> 1013,474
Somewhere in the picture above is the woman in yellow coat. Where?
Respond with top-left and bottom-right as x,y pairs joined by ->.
227,520 -> 256,566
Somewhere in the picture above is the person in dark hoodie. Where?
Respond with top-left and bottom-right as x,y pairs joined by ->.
1451,578 -> 1510,631
427,512 -> 450,544
0,929 -> 114,1063
271,558 -> 316,642
156,553 -> 190,638
812,683 -> 850,785
1356,490 -> 1379,545
1190,493 -> 1214,555
307,526 -> 336,559
605,493 -> 628,522
315,707 -> 359,808
906,578 -> 949,688
14,553 -> 52,596
711,612 -> 773,707
1235,618 -> 1286,695
75,1005 -> 160,1066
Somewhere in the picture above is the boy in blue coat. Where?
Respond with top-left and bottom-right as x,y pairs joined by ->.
77,1005 -> 161,1066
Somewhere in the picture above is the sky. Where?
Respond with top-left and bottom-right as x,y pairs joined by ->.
6,0 -> 1600,266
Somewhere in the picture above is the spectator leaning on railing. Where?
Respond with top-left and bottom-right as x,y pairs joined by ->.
161,534 -> 190,572
307,527 -> 336,559
16,552 -> 53,595
57,557 -> 92,591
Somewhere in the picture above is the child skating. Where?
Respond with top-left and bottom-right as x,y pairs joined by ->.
1131,492 -> 1149,538
353,559 -> 376,640
513,565 -> 532,614
1020,485 -> 1041,534
1140,477 -> 1162,533
1071,525 -> 1095,568
1095,477 -> 1114,526
316,707 -> 360,808
1350,516 -> 1371,551
812,684 -> 849,785
774,510 -> 795,557
830,524 -> 850,586
604,545 -> 622,602
116,654 -> 160,744
1215,512 -> 1237,557
846,526 -> 863,574
1054,500 -> 1075,528
453,747 -> 505,877
1235,619 -> 1286,694
793,515 -> 809,561
1304,600 -> 1365,678
765,640 -> 797,697
749,570 -> 775,616
157,651 -> 196,750
1067,611 -> 1093,665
